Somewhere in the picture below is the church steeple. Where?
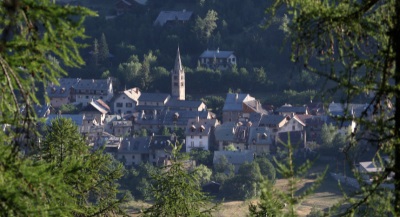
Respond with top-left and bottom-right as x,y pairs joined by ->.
171,46 -> 185,100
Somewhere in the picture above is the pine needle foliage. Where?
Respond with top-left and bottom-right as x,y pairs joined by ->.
266,0 -> 400,215
249,135 -> 327,217
142,142 -> 218,217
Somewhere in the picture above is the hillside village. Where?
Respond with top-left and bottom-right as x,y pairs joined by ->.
40,47 -> 374,175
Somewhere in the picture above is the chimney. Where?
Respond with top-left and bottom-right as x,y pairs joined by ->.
128,141 -> 131,151
217,47 -> 219,53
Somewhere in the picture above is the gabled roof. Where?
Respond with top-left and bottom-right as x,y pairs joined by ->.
223,93 -> 255,111
259,115 -> 287,126
200,50 -> 235,59
162,110 -> 212,126
119,137 -> 150,153
248,127 -> 272,145
166,99 -> 205,110
154,10 -> 193,26
243,100 -> 267,114
47,78 -> 79,98
138,93 -> 170,103
276,104 -> 308,114
74,78 -> 112,91
81,99 -> 110,114
214,122 -> 236,142
359,161 -> 383,173
185,118 -> 219,136
119,87 -> 141,102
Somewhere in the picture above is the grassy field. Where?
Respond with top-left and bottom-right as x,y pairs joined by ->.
122,158 -> 355,216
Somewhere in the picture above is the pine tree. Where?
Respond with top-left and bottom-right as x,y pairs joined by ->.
99,33 -> 109,62
142,142 -> 218,217
92,38 -> 99,66
267,0 -> 400,214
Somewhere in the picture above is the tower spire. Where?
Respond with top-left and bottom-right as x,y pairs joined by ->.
171,46 -> 185,100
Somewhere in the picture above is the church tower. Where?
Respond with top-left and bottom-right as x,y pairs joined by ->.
171,46 -> 185,100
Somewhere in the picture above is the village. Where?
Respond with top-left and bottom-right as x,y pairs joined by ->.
37,47 -> 384,186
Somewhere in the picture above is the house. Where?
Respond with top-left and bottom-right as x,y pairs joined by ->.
199,48 -> 236,70
247,126 -> 272,153
213,150 -> 255,173
47,78 -> 79,108
116,137 -> 151,166
166,99 -> 207,112
74,77 -> 113,106
185,118 -> 220,152
275,104 -> 309,116
222,93 -> 266,123
80,99 -> 110,126
113,87 -> 141,114
153,10 -> 193,26
112,120 -> 133,137
258,114 -> 289,132
162,109 -> 215,131
214,122 -> 250,151
149,135 -> 179,166
137,93 -> 170,107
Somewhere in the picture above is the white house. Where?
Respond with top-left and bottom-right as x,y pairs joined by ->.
114,87 -> 141,114
185,118 -> 220,152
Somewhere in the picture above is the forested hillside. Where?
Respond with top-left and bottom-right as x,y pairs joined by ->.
66,0 -> 323,105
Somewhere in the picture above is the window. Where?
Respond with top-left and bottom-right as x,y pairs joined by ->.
199,135 -> 202,139
86,95 -> 89,99
191,135 -> 194,139
126,103 -> 133,108
132,155 -> 135,159
174,82 -> 178,87
191,141 -> 194,147
181,82 -> 184,86
199,141 -> 203,146
153,154 -> 156,159
116,102 -> 123,108
292,125 -> 295,130
174,75 -> 178,80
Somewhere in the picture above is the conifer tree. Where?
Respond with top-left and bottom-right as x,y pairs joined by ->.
142,142 -> 218,217
99,33 -> 109,62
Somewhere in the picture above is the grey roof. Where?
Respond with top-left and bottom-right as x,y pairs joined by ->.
33,104 -> 51,118
213,150 -> 255,165
200,50 -> 235,59
214,122 -> 236,142
359,161 -> 383,173
47,78 -> 78,98
223,93 -> 254,111
139,93 -> 170,103
81,99 -> 109,114
74,78 -> 111,91
46,114 -> 84,126
243,100 -> 267,114
119,137 -> 150,154
185,118 -> 219,136
259,115 -> 287,126
328,102 -> 371,117
150,135 -> 177,150
162,110 -> 211,127
154,10 -> 193,26
166,99 -> 205,110
276,105 -> 308,114
247,127 -> 272,145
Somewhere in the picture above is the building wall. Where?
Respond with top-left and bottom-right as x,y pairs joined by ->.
114,95 -> 136,114
185,135 -> 209,152
50,97 -> 70,108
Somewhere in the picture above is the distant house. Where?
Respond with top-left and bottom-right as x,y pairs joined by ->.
185,118 -> 220,152
247,126 -> 272,153
80,99 -> 110,126
275,104 -> 309,116
116,137 -> 151,166
113,87 -> 141,114
199,49 -> 236,70
153,10 -> 193,26
47,78 -> 79,108
166,99 -> 207,112
74,78 -> 113,106
222,93 -> 266,123
214,121 -> 251,151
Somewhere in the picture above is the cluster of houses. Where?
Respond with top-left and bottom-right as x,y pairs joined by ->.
39,47 -> 368,170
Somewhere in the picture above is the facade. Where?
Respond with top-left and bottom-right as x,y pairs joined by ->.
47,78 -> 79,108
171,47 -> 185,100
199,49 -> 236,70
74,77 -> 113,107
117,137 -> 151,166
185,118 -> 220,152
114,87 -> 141,114
222,93 -> 265,123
